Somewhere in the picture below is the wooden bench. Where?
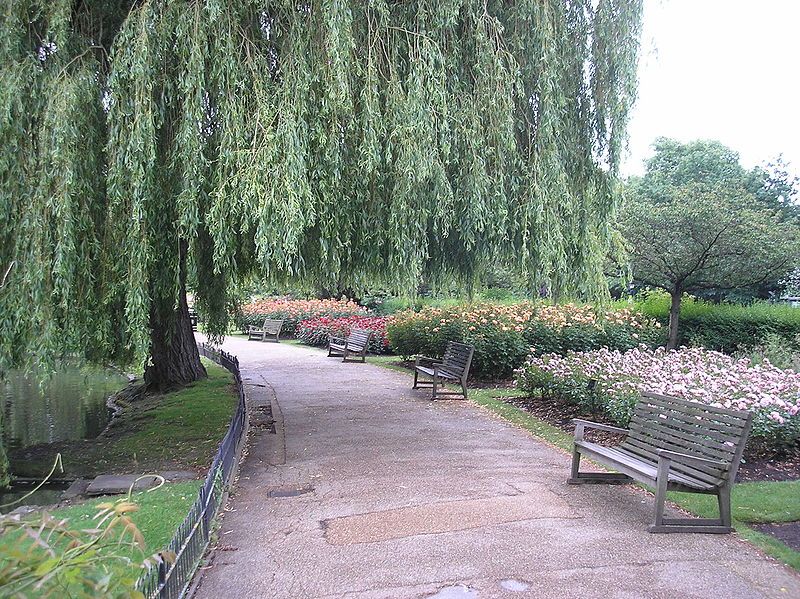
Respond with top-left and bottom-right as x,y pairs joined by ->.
247,318 -> 284,342
568,391 -> 752,533
412,341 -> 474,400
328,328 -> 372,363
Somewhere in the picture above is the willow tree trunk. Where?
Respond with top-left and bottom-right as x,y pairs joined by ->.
667,288 -> 682,350
144,241 -> 207,391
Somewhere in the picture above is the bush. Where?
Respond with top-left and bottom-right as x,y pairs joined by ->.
235,298 -> 368,336
295,316 -> 391,354
634,290 -> 800,354
516,346 -> 800,455
386,302 -> 663,380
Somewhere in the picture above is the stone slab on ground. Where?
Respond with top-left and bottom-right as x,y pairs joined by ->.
85,471 -> 197,495
61,478 -> 90,499
192,336 -> 800,599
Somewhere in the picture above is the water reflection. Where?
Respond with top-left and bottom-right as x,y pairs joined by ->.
2,365 -> 128,454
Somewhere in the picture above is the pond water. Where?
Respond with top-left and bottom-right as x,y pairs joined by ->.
0,365 -> 127,512
2,365 -> 128,455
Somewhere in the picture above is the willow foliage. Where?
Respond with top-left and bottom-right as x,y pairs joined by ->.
0,0 -> 643,372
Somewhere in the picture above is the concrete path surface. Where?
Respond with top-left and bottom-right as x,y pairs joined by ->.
193,336 -> 800,599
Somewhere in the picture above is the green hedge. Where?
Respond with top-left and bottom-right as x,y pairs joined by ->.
634,292 -> 800,353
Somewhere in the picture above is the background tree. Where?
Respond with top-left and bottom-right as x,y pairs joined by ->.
620,138 -> 800,348
0,0 -> 644,395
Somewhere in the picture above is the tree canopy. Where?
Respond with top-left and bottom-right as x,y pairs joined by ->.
0,0 -> 644,385
620,138 -> 800,347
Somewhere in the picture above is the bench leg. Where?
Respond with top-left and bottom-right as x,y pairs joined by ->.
651,461 -> 669,530
718,486 -> 732,529
649,477 -> 733,533
566,449 -> 631,485
413,369 -> 419,389
431,376 -> 438,400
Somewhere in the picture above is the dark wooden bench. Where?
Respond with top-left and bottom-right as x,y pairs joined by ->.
569,391 -> 752,533
328,328 -> 372,362
247,318 -> 284,342
412,341 -> 474,400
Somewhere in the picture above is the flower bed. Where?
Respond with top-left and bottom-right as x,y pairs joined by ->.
235,298 -> 368,336
296,316 -> 390,354
386,303 -> 663,380
516,346 -> 800,454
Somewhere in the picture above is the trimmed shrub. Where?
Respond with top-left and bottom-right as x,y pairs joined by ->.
634,291 -> 800,353
516,346 -> 800,455
235,298 -> 368,336
295,316 -> 391,354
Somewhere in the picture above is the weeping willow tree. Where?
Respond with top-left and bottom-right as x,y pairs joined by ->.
0,0 -> 643,394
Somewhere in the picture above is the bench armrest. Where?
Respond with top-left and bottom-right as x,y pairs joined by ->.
655,449 -> 729,469
329,335 -> 345,343
415,355 -> 443,367
572,418 -> 629,441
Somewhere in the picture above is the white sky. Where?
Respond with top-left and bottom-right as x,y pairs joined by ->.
622,0 -> 800,176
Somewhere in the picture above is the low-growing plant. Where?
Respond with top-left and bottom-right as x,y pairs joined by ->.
516,346 -> 800,454
0,477 -> 171,598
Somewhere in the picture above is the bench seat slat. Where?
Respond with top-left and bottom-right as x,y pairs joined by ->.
575,441 -> 717,491
620,439 -> 727,486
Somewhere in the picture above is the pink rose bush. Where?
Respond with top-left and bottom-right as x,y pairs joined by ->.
516,346 -> 800,453
296,315 -> 391,354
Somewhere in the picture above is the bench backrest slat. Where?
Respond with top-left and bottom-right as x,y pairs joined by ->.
262,319 -> 284,335
621,392 -> 752,485
441,342 -> 474,378
346,329 -> 371,349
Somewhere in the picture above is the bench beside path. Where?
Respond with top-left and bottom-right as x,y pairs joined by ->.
193,335 -> 800,599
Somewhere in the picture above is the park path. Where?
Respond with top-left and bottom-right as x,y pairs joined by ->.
193,336 -> 799,599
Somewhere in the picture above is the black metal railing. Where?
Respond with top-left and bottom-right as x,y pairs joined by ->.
136,343 -> 248,599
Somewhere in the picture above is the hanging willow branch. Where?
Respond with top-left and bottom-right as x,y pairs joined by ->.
0,0 -> 644,373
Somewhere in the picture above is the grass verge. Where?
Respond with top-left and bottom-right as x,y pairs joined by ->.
366,356 -> 800,572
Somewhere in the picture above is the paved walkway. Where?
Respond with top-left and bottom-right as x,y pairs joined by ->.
194,336 -> 800,599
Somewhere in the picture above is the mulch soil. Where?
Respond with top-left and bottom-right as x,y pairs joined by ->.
751,522 -> 800,552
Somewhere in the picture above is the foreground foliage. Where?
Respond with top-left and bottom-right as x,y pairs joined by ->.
0,480 -> 203,598
516,346 -> 800,453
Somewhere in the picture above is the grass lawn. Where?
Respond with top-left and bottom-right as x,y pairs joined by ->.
11,359 -> 237,479
365,357 -> 800,572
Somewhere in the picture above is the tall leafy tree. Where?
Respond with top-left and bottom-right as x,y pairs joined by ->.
620,139 -> 800,348
0,0 -> 644,392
